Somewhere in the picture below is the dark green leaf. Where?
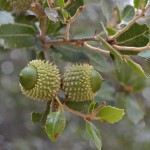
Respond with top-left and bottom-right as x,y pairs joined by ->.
31,112 -> 43,124
96,106 -> 125,123
134,0 -> 148,9
126,58 -> 147,78
45,112 -> 66,142
86,121 -> 102,150
65,0 -> 84,16
122,5 -> 135,22
116,23 -> 150,47
0,0 -> 12,10
116,62 -> 147,92
0,23 -> 36,48
65,101 -> 91,112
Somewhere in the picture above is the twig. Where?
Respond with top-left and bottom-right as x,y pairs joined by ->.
64,0 -> 73,8
63,104 -> 87,118
63,102 -> 106,121
45,37 -> 98,46
108,3 -> 150,41
113,43 -> 150,52
47,0 -> 54,8
64,6 -> 85,41
84,42 -> 110,55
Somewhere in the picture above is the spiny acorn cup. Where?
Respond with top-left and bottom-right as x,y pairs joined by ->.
11,0 -> 34,11
63,64 -> 103,102
19,60 -> 61,101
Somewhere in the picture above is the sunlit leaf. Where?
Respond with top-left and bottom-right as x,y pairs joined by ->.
0,23 -> 36,48
134,0 -> 148,9
96,106 -> 125,124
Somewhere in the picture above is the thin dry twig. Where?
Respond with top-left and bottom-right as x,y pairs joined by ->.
84,42 -> 110,55
108,3 -> 150,41
64,0 -> 73,8
113,43 -> 150,52
64,6 -> 85,41
63,101 -> 106,121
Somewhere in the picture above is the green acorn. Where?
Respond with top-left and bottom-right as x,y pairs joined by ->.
11,0 -> 33,11
19,60 -> 61,101
63,64 -> 103,102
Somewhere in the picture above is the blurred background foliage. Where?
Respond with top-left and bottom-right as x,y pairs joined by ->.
0,0 -> 150,150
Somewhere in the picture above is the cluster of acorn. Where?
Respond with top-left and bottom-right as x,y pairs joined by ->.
19,60 -> 103,102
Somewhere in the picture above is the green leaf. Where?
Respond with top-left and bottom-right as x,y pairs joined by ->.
96,106 -> 125,124
65,0 -> 84,16
0,0 -> 12,10
0,23 -> 36,48
61,8 -> 69,19
126,58 -> 147,78
86,121 -> 102,150
138,50 -> 150,58
45,112 -> 66,142
122,5 -> 135,22
88,101 -> 99,114
134,0 -> 148,9
106,27 -> 117,36
97,36 -> 123,61
126,96 -> 145,124
58,0 -> 65,8
116,23 -> 150,47
47,20 -> 65,34
116,62 -> 147,92
31,112 -> 43,124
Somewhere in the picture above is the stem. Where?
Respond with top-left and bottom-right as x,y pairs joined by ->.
113,44 -> 150,52
46,37 -> 98,46
63,104 -> 87,118
63,101 -> 106,121
108,3 -> 150,40
55,97 -> 64,112
64,6 -> 85,41
84,42 -> 110,55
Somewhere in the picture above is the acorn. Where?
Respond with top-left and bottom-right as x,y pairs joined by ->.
19,60 -> 61,101
63,64 -> 103,102
11,0 -> 33,11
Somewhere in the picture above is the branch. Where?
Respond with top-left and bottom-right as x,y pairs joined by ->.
113,43 -> 150,52
64,6 -> 85,41
64,0 -> 73,8
108,3 -> 150,41
63,101 -> 106,121
45,37 -> 98,46
84,42 -> 110,55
